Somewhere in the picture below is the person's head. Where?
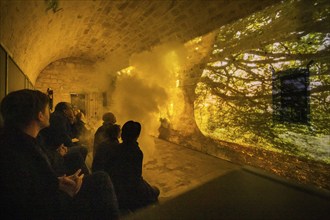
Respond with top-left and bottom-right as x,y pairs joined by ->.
0,89 -> 50,130
121,120 -> 141,142
55,102 -> 74,123
102,112 -> 116,124
106,124 -> 121,141
55,102 -> 72,114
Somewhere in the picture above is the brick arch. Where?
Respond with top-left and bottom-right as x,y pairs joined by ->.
35,57 -> 99,104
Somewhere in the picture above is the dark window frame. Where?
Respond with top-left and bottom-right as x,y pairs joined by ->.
272,67 -> 310,125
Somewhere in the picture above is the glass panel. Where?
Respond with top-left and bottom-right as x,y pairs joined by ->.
7,57 -> 25,93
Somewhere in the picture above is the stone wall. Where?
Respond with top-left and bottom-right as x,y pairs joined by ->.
35,57 -> 109,126
1,0 -> 282,84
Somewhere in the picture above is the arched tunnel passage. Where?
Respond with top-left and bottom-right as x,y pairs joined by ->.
1,0 -> 330,219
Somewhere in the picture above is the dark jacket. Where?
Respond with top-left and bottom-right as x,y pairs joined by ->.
71,119 -> 87,140
40,111 -> 73,150
92,138 -> 119,172
93,122 -> 114,156
104,141 -> 158,210
0,127 -> 68,219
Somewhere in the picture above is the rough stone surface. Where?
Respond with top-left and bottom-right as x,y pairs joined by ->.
1,0 -> 281,83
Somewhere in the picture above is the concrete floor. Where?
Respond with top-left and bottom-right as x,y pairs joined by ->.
86,137 -> 240,202
139,138 -> 240,202
87,138 -> 330,219
126,167 -> 330,220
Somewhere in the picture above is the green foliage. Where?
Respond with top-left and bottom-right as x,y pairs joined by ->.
194,0 -> 330,163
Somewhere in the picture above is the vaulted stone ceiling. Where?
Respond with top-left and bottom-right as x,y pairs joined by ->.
0,0 -> 281,84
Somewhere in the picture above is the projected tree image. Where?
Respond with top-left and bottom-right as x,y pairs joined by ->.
194,0 -> 330,163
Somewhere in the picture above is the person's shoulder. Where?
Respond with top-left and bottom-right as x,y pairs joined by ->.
131,141 -> 140,149
119,142 -> 140,153
112,142 -> 124,153
0,130 -> 20,148
0,139 -> 25,162
95,125 -> 104,134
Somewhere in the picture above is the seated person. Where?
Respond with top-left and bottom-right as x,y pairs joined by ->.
40,102 -> 88,162
38,134 -> 89,176
0,89 -> 119,219
92,124 -> 121,172
93,112 -> 117,157
103,120 -> 160,211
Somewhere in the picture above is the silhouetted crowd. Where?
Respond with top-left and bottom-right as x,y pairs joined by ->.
0,89 -> 159,219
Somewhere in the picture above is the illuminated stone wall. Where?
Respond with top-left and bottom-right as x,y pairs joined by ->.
1,0 -> 281,84
34,57 -> 107,126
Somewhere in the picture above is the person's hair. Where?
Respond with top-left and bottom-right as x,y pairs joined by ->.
102,112 -> 116,124
121,120 -> 141,142
106,124 -> 121,140
54,102 -> 71,112
0,89 -> 49,129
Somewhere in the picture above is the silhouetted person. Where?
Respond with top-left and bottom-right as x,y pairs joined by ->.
104,120 -> 160,212
158,117 -> 171,140
93,112 -> 117,157
92,124 -> 121,172
39,102 -> 89,174
71,110 -> 90,146
0,89 -> 119,219
43,102 -> 75,147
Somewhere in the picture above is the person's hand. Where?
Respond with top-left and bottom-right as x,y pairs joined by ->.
56,144 -> 68,156
58,169 -> 84,197
58,175 -> 77,197
72,138 -> 79,143
67,169 -> 84,194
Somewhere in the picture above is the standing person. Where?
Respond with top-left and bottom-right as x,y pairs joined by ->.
72,111 -> 91,146
93,112 -> 117,157
0,89 -> 119,219
104,120 -> 160,212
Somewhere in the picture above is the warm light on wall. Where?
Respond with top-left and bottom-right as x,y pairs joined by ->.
117,66 -> 135,76
168,102 -> 174,117
176,80 -> 180,88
